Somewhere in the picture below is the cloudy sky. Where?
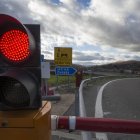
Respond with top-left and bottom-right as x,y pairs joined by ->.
1,0 -> 140,65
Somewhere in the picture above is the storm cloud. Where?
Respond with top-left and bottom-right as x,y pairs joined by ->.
0,0 -> 140,65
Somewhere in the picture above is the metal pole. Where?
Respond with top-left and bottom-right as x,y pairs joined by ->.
45,78 -> 48,96
42,78 -> 46,96
56,75 -> 58,89
68,75 -> 70,88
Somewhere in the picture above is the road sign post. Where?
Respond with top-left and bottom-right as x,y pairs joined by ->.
76,70 -> 83,87
54,47 -> 73,89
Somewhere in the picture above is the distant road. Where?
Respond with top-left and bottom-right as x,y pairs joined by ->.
93,71 -> 133,76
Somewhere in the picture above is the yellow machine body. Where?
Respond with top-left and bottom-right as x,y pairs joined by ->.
0,101 -> 51,140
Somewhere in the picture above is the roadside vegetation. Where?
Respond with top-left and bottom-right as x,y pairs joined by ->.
48,73 -> 94,87
48,72 -> 139,88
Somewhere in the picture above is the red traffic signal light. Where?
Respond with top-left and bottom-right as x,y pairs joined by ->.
0,14 -> 41,110
0,29 -> 29,62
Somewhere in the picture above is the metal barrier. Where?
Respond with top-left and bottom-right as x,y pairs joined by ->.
79,78 -> 92,140
52,115 -> 140,134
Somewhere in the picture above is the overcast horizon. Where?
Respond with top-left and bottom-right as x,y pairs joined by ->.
0,0 -> 140,66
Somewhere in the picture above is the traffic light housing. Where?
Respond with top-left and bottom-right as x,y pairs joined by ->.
0,14 -> 41,110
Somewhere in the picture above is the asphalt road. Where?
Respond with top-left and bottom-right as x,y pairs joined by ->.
103,78 -> 140,120
102,78 -> 140,139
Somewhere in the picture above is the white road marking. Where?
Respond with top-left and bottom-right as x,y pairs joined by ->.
95,81 -> 112,118
103,112 -> 111,115
95,82 -> 111,140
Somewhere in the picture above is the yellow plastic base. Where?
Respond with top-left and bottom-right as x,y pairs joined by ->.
0,101 -> 51,140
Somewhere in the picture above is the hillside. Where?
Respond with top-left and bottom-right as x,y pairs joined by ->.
45,59 -> 140,74
93,60 -> 140,73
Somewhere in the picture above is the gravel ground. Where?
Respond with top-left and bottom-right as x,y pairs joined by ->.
51,93 -> 75,116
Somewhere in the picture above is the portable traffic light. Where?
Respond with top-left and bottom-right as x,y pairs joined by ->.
0,14 -> 41,110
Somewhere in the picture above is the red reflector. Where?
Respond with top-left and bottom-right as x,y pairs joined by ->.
0,29 -> 30,62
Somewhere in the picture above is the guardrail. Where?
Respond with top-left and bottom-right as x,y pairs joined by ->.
79,78 -> 92,140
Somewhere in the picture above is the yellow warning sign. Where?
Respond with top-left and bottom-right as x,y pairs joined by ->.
54,47 -> 72,66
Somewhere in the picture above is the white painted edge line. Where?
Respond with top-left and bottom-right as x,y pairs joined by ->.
95,81 -> 112,140
95,81 -> 112,118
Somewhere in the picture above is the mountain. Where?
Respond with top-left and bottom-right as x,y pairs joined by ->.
93,60 -> 140,73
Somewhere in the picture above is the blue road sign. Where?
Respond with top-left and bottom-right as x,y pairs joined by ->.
55,67 -> 77,75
